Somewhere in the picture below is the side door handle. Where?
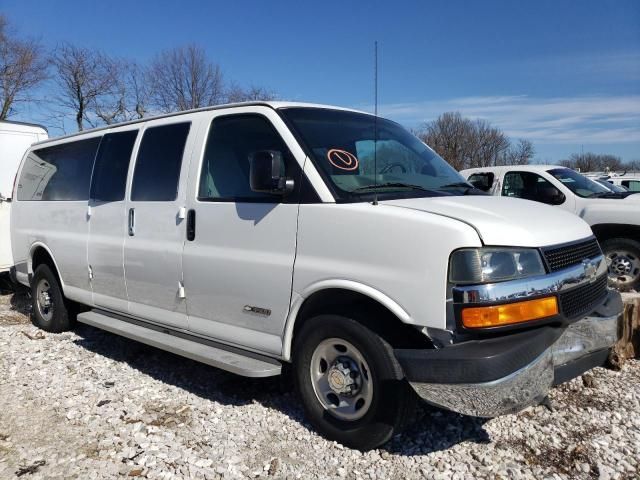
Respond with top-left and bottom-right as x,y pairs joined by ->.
128,208 -> 135,236
186,209 -> 196,241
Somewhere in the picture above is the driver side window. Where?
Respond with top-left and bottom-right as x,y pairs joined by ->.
502,171 -> 565,205
198,114 -> 292,202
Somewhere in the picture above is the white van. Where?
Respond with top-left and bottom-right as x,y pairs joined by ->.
0,120 -> 48,274
461,165 -> 640,290
11,103 -> 620,450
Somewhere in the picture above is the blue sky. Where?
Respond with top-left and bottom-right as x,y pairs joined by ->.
3,0 -> 639,162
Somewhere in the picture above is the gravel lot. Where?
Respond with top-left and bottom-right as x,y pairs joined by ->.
0,288 -> 638,480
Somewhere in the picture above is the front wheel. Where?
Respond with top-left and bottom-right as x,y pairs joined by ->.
293,314 -> 416,450
602,237 -> 640,291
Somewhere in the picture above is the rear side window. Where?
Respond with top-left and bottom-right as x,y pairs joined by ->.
131,123 -> 190,201
90,130 -> 138,202
622,180 -> 640,192
17,137 -> 101,201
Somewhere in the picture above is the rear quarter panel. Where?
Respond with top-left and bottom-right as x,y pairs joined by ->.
11,133 -> 100,305
11,199 -> 91,303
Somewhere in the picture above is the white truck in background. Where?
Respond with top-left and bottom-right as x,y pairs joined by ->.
461,165 -> 640,290
602,174 -> 640,193
0,120 -> 48,275
582,171 -> 640,193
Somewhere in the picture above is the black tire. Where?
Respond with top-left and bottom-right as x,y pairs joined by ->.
31,264 -> 74,333
601,237 -> 640,291
293,314 -> 416,450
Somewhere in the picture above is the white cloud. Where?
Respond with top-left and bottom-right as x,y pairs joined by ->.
370,95 -> 640,144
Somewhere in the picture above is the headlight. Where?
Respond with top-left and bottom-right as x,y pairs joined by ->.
449,248 -> 546,284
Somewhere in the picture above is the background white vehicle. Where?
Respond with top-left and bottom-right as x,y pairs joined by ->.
11,103 -> 620,450
606,174 -> 640,193
583,174 -> 630,193
0,121 -> 48,275
583,172 -> 640,193
594,178 -> 629,193
462,165 -> 640,290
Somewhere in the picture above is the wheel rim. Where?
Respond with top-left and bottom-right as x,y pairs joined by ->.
36,279 -> 53,322
309,338 -> 373,421
606,249 -> 640,288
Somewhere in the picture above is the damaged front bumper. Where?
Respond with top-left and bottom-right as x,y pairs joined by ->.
395,289 -> 621,417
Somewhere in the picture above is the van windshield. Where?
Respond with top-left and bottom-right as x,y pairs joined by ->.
280,108 -> 472,202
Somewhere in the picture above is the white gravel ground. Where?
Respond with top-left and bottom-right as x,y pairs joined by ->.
0,289 -> 639,480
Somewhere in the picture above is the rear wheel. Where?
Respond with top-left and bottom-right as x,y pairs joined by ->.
293,314 -> 416,450
31,264 -> 74,332
602,237 -> 640,291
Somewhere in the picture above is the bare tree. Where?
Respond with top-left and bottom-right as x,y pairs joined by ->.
418,112 -> 523,170
467,118 -> 510,167
89,60 -> 126,126
147,44 -> 224,112
87,60 -> 151,126
124,62 -> 148,119
499,139 -> 535,166
418,112 -> 470,170
560,152 -> 624,172
52,43 -> 119,131
226,83 -> 276,103
626,159 -> 640,171
0,14 -> 48,120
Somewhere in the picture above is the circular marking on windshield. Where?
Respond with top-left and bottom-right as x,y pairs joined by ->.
327,149 -> 359,171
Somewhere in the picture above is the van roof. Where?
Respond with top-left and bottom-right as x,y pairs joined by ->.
0,119 -> 48,134
31,101 -> 369,147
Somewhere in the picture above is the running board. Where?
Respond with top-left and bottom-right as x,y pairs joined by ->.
77,310 -> 282,377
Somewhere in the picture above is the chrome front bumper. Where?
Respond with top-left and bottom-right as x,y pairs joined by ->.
409,291 -> 621,417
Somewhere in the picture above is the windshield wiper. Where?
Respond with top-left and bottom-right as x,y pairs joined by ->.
351,182 -> 431,193
437,182 -> 477,194
439,181 -> 474,189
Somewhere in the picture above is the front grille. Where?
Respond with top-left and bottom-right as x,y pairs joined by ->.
559,274 -> 608,319
543,238 -> 602,272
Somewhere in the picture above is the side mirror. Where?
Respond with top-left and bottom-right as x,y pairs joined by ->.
538,186 -> 565,205
249,150 -> 294,195
469,179 -> 489,192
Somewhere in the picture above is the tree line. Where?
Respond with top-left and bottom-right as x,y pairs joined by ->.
416,112 -> 640,172
559,153 -> 640,173
0,14 -> 274,132
415,111 -> 535,170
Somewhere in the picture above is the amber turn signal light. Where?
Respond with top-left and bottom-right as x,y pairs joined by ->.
461,296 -> 559,328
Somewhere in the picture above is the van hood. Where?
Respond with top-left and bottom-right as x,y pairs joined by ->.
382,195 -> 593,247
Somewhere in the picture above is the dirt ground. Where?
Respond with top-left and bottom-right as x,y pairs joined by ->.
0,287 -> 638,480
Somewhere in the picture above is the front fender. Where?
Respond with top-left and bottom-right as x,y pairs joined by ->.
579,203 -> 640,226
280,279 -> 412,361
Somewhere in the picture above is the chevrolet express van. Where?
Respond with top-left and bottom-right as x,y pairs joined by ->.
461,165 -> 640,290
11,103 -> 620,450
0,120 -> 48,274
